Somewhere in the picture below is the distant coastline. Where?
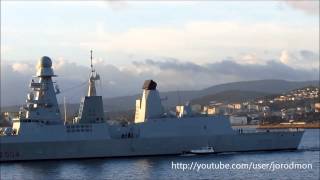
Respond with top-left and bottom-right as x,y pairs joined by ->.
232,123 -> 320,129
257,123 -> 320,129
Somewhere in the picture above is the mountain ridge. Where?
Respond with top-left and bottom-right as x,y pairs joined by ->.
1,79 -> 318,113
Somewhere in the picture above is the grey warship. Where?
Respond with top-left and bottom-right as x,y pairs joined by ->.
0,55 -> 304,161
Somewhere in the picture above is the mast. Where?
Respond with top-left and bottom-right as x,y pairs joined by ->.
88,50 -> 100,96
64,96 -> 67,124
90,50 -> 93,73
75,50 -> 104,124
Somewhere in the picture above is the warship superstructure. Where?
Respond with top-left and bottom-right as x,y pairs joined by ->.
0,55 -> 304,161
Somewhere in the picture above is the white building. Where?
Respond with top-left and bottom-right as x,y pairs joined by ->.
248,104 -> 259,111
176,103 -> 192,118
315,103 -> 320,112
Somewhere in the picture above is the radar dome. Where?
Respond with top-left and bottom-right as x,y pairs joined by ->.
38,56 -> 52,68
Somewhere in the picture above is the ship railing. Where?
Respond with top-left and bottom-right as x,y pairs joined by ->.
235,128 -> 304,134
258,128 -> 304,133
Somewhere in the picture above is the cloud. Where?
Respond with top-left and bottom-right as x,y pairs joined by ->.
240,53 -> 259,64
207,60 -> 316,81
280,50 -> 290,64
74,21 -> 318,68
277,49 -> 319,70
300,50 -> 319,61
106,0 -> 129,11
11,63 -> 33,74
2,17 -> 318,69
78,1 -> 129,11
133,59 -> 204,73
1,63 -> 33,107
2,1 -> 318,74
285,0 -> 319,15
52,57 -> 66,70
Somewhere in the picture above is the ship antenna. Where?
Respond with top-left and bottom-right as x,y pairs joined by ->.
90,50 -> 94,72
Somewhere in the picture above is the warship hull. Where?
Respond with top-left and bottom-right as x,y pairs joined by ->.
0,117 -> 304,162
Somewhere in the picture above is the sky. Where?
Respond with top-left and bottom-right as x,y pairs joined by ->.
1,0 -> 319,106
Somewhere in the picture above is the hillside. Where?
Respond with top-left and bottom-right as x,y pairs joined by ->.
201,79 -> 319,95
191,90 -> 270,105
102,79 -> 318,111
1,79 -> 318,114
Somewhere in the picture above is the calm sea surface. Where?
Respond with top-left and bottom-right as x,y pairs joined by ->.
1,129 -> 319,180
